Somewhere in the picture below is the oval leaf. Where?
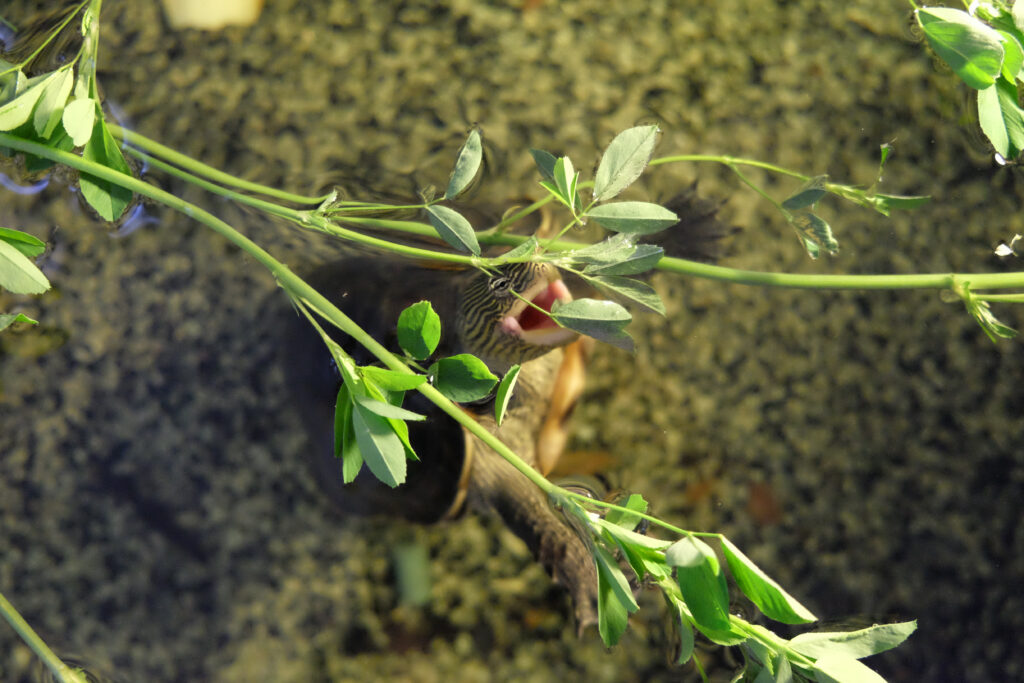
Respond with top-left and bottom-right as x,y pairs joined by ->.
666,536 -> 733,637
782,175 -> 828,210
0,240 -> 50,294
585,201 -> 679,235
791,621 -> 917,661
593,125 -> 660,201
589,275 -> 666,315
594,542 -> 638,647
445,128 -> 482,199
721,536 -> 816,624
397,300 -> 441,360
353,394 -> 426,422
0,72 -> 52,131
333,384 -> 363,483
565,233 -> 637,266
360,366 -> 428,392
80,117 -> 134,222
352,402 -> 407,488
529,148 -> 557,181
790,212 -> 839,257
999,31 -> 1024,81
428,354 -> 498,403
62,97 -> 97,147
0,227 -> 46,258
494,364 -> 521,426
32,67 -> 73,139
500,236 -> 539,261
583,243 -> 663,276
916,8 -> 1004,90
425,205 -> 480,255
0,313 -> 38,331
550,298 -> 634,352
811,653 -> 887,683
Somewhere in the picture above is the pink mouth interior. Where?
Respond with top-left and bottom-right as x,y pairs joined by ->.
518,280 -> 571,331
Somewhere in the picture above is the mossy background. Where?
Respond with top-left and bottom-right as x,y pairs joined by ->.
2,1 -> 1023,681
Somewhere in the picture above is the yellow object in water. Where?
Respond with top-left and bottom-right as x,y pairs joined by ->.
161,0 -> 264,30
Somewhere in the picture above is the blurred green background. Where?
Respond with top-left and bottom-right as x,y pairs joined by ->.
2,1 -> 1023,681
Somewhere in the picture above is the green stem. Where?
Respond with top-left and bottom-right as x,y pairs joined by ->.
0,590 -> 87,683
110,124 -> 332,206
0,132 -> 557,500
649,154 -> 810,181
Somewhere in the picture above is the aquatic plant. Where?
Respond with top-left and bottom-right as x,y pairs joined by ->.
3,2 -> 1023,682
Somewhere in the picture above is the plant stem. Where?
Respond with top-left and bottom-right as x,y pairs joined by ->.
0,590 -> 87,683
649,154 -> 811,180
0,132 -> 558,500
110,124 -> 332,206
109,131 -> 1024,292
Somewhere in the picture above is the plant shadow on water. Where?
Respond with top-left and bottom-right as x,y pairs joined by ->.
2,1 -> 1024,682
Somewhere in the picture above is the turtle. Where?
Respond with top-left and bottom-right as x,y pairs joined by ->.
282,256 -> 601,628
281,187 -> 735,632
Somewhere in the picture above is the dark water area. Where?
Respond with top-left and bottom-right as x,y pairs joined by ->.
1,1 -> 1023,681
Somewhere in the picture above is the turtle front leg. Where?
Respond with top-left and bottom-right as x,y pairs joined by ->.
464,441 -> 598,633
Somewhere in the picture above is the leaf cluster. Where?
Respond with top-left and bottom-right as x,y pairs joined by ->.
0,0 -> 133,222
563,494 -> 916,682
916,3 -> 1024,162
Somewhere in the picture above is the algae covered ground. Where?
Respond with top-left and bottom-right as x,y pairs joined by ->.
2,1 -> 1023,681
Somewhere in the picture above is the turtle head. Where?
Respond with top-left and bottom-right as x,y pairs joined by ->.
456,262 -> 578,372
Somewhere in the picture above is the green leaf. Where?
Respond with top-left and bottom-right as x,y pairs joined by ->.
494,364 -> 521,426
998,31 -> 1024,81
977,77 -> 1024,159
669,596 -> 696,665
775,656 -> 794,683
589,275 -> 666,315
0,227 -> 46,258
594,542 -> 638,646
529,148 -> 558,181
1016,1 -> 1024,35
866,193 -> 930,216
80,117 -> 134,222
333,384 -> 363,483
790,212 -> 839,257
604,493 -> 648,530
550,298 -> 634,352
428,354 -> 499,403
963,288 -> 1018,341
351,401 -> 407,487
360,366 -> 427,392
593,125 -> 660,201
552,156 -> 579,212
0,71 -> 53,131
585,201 -> 679,235
0,313 -> 38,331
811,653 -> 887,683
445,127 -> 483,199
791,621 -> 917,661
61,97 -> 96,147
500,236 -> 539,261
583,244 -> 663,276
916,8 -> 1004,90
720,536 -> 816,624
564,233 -> 637,266
425,205 -> 480,256
353,394 -> 425,422
396,301 -> 442,360
32,67 -> 73,139
781,175 -> 828,210
666,536 -> 732,636
0,239 -> 50,295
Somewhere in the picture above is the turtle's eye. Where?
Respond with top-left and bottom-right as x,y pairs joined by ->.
488,275 -> 513,296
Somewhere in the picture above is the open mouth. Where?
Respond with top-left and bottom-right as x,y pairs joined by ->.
499,276 -> 578,346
